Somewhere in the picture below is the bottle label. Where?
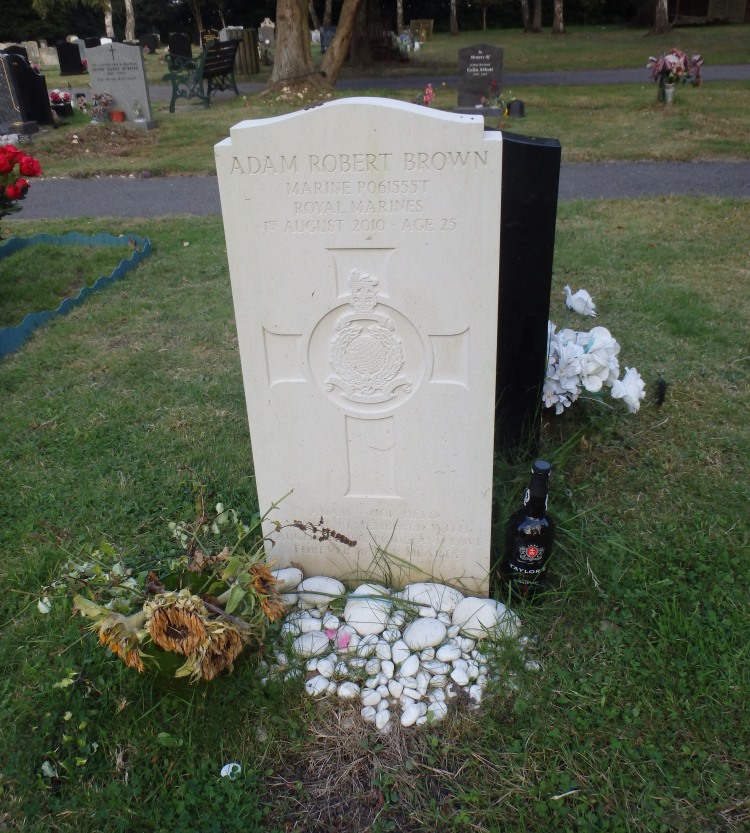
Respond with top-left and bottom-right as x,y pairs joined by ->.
517,544 -> 545,563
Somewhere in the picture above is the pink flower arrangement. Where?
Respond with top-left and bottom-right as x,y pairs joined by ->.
49,89 -> 72,105
647,49 -> 703,86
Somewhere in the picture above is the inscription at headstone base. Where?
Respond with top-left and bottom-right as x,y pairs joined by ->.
87,42 -> 156,127
216,99 -> 502,593
456,44 -> 504,112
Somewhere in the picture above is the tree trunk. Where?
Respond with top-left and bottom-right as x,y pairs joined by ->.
396,0 -> 404,33
552,0 -> 565,34
271,0 -> 316,83
323,0 -> 333,26
532,0 -> 542,31
520,0 -> 531,32
124,0 -> 136,41
347,0 -> 372,69
653,0 -> 670,34
320,0 -> 365,85
309,0 -> 320,30
450,0 -> 458,35
103,0 -> 115,39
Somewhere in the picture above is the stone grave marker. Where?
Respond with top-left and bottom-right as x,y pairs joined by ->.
319,25 -> 336,53
216,99 -> 506,593
139,33 -> 159,54
168,32 -> 192,59
87,42 -> 156,127
56,41 -> 85,75
22,41 -> 41,63
259,18 -> 275,46
39,44 -> 59,68
0,53 -> 52,134
456,44 -> 504,113
2,45 -> 29,61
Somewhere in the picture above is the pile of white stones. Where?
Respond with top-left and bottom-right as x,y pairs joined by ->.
263,570 -> 522,732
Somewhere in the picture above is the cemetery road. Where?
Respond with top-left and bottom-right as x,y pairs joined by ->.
18,161 -> 750,220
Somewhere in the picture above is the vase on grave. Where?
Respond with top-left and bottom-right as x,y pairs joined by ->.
663,83 -> 675,105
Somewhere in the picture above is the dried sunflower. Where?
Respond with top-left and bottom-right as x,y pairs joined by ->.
249,562 -> 285,622
145,590 -> 209,656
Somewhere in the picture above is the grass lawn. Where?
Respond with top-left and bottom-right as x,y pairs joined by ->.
0,198 -> 748,831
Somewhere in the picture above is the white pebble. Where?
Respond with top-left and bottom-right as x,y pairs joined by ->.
427,701 -> 448,722
347,656 -> 368,669
388,609 -> 407,628
322,612 -> 340,630
361,688 -> 381,707
271,567 -> 303,592
361,706 -> 377,723
297,576 -> 345,608
467,662 -> 480,681
337,681 -> 360,699
402,687 -> 421,701
376,698 -> 390,712
452,597 -> 520,640
387,679 -> 404,699
402,618 -> 448,651
400,703 -> 422,727
356,634 -> 379,657
450,667 -> 470,686
458,636 -> 476,653
429,674 -> 448,689
316,657 -> 335,678
400,582 -> 465,613
382,628 -> 401,643
376,684 -> 390,697
391,640 -> 410,665
418,605 -> 437,618
344,597 -> 391,636
365,658 -> 381,676
447,624 -> 461,639
437,612 -> 452,626
375,640 -> 392,661
381,659 -> 395,679
292,631 -> 330,658
422,659 -> 450,675
304,675 -> 330,696
416,671 -> 430,694
400,653 -> 420,678
280,592 -> 299,607
298,616 -> 323,634
375,709 -> 391,731
306,658 -> 319,672
436,642 -> 462,663
468,684 -> 483,704
429,688 -> 446,702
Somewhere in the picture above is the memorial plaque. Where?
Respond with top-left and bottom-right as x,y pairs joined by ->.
87,42 -> 155,126
457,43 -> 503,111
215,99 -> 502,592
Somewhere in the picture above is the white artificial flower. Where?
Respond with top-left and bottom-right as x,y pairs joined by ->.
38,596 -> 51,614
564,285 -> 597,317
611,367 -> 646,413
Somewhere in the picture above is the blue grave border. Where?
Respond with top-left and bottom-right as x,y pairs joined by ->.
0,232 -> 152,359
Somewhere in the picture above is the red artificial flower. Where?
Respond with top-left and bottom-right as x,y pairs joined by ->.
15,177 -> 30,195
5,184 -> 22,200
0,153 -> 14,175
19,155 -> 42,177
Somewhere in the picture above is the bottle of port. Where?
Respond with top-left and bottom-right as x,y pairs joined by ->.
501,460 -> 555,598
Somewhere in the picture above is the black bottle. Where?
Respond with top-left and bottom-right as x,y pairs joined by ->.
501,460 -> 555,598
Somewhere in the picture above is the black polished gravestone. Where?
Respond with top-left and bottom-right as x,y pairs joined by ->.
1,45 -> 29,61
84,37 -> 101,49
139,33 -> 159,54
56,41 -> 86,75
319,25 -> 336,53
456,43 -> 503,114
168,32 -> 192,59
493,130 -> 561,457
0,53 -> 53,134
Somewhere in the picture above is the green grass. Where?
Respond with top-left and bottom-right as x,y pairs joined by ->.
0,243 -> 130,328
0,200 -> 747,831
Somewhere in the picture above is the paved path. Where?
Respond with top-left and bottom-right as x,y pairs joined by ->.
17,160 -> 750,220
11,65 -> 750,221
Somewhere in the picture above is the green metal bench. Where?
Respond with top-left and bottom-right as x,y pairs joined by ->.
163,40 -> 241,113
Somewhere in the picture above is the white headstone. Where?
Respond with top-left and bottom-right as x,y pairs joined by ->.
86,42 -> 155,127
215,99 -> 502,594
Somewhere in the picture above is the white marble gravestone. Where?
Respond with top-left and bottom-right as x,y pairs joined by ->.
87,42 -> 155,127
215,99 -> 502,594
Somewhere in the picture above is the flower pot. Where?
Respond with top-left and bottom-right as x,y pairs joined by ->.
663,83 -> 675,105
110,110 -> 126,122
51,102 -> 73,117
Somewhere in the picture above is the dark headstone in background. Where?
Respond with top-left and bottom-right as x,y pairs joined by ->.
168,32 -> 192,59
84,37 -> 101,49
6,54 -> 53,126
139,34 -> 159,53
0,54 -> 39,134
319,25 -> 336,53
494,130 -> 561,457
457,44 -> 503,111
2,45 -> 29,61
56,41 -> 86,75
